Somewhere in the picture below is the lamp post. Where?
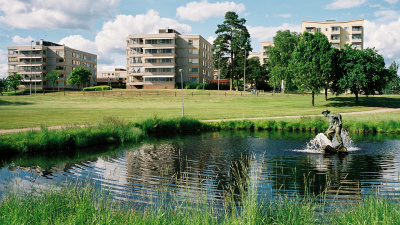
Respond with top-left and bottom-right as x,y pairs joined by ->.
218,54 -> 220,96
108,76 -> 111,96
58,76 -> 60,93
179,69 -> 184,117
33,47 -> 36,96
272,75 -> 275,96
30,40 -> 33,96
243,48 -> 246,96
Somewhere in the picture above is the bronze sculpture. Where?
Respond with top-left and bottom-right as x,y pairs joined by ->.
322,110 -> 347,153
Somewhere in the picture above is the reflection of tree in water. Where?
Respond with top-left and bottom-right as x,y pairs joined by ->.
125,132 -> 251,204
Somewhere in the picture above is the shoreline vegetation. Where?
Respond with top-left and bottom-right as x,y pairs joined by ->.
1,116 -> 400,156
1,164 -> 399,224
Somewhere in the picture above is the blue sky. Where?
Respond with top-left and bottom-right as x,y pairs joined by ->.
1,0 -> 399,78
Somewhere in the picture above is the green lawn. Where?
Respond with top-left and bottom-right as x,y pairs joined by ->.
1,90 -> 399,130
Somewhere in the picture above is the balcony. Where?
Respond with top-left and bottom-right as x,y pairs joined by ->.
331,28 -> 340,35
305,27 -> 315,34
351,27 -> 362,34
351,35 -> 362,43
330,36 -> 340,43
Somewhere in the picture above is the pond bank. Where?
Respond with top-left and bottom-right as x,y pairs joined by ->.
1,116 -> 399,156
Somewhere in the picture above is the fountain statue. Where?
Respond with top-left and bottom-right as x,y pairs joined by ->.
322,110 -> 347,153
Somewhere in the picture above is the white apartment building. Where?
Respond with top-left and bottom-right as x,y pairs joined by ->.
126,29 -> 213,89
302,19 -> 364,50
7,40 -> 97,90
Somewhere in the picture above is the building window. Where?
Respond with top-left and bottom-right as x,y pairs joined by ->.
189,58 -> 199,64
56,58 -> 65,63
161,49 -> 172,54
161,58 -> 172,63
146,59 -> 157,63
344,35 -> 349,40
189,67 -> 199,73
189,49 -> 199,54
344,27 -> 348,31
316,28 -> 321,32
188,77 -> 199,82
56,50 -> 64,57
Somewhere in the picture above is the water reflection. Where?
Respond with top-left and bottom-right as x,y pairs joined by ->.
1,131 -> 400,206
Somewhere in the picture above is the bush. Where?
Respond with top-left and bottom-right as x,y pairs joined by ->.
83,86 -> 111,91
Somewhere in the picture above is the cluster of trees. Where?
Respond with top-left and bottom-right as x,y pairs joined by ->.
1,67 -> 92,94
267,30 -> 399,106
212,12 -> 399,106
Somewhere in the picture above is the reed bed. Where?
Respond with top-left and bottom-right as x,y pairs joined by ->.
1,159 -> 398,225
1,116 -> 400,156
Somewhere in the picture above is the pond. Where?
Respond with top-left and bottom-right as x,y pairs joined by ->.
1,130 -> 400,206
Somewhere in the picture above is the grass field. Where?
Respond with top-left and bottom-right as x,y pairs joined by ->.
0,89 -> 399,130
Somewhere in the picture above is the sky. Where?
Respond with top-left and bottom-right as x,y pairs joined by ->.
0,0 -> 399,78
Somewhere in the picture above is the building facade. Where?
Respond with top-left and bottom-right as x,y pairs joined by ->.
97,68 -> 127,87
126,29 -> 213,89
7,40 -> 97,90
302,19 -> 364,50
248,42 -> 274,66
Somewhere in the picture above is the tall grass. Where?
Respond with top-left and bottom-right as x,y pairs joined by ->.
1,157 -> 397,225
1,116 -> 400,156
0,117 -> 144,156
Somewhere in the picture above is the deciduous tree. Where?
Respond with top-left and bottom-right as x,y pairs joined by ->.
45,70 -> 60,92
7,73 -> 23,94
67,67 -> 91,91
338,46 -> 387,103
266,30 -> 299,93
289,32 -> 333,106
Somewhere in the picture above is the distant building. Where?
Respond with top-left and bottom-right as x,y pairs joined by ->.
97,68 -> 127,86
249,42 -> 275,66
7,40 -> 97,90
126,29 -> 214,89
302,19 -> 364,50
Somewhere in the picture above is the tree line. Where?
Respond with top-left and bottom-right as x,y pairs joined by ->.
0,67 -> 92,94
213,11 -> 400,106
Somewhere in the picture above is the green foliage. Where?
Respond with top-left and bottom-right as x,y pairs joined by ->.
6,73 -> 23,94
136,116 -> 210,134
0,117 -> 144,156
290,32 -> 334,106
0,78 -> 7,94
45,70 -> 60,90
338,46 -> 387,103
383,61 -> 400,94
266,30 -> 300,93
213,11 -> 252,91
67,67 -> 91,90
83,86 -> 111,91
246,57 -> 269,90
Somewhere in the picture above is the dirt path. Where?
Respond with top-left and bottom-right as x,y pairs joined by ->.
1,108 -> 399,134
200,108 -> 400,122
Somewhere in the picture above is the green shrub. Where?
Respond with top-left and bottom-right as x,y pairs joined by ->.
83,86 -> 111,91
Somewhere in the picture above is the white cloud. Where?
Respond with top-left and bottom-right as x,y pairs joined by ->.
59,35 -> 98,56
326,0 -> 367,10
176,0 -> 245,22
278,14 -> 293,18
374,10 -> 400,23
384,0 -> 398,4
12,35 -> 35,45
0,50 -> 7,78
247,23 -> 302,43
58,10 -> 191,68
207,36 -> 216,45
365,19 -> 400,61
95,10 -> 191,54
0,0 -> 120,30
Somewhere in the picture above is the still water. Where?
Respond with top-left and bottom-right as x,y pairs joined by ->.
1,131 -> 400,205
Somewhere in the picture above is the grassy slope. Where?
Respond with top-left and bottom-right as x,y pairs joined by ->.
1,90 -> 399,130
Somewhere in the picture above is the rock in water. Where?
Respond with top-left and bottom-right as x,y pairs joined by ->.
322,145 -> 348,154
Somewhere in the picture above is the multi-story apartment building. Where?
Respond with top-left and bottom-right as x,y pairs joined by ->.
126,29 -> 213,89
248,42 -> 274,66
97,68 -> 127,86
301,19 -> 364,50
7,40 -> 97,90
